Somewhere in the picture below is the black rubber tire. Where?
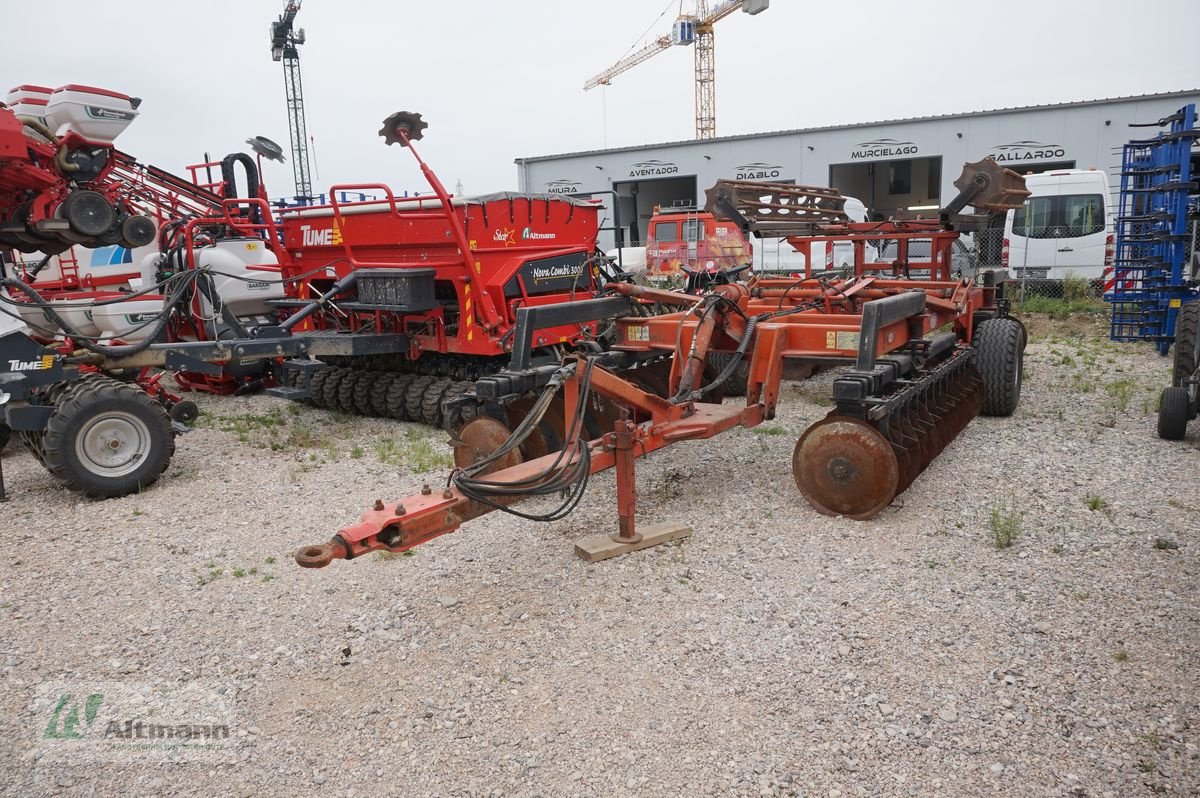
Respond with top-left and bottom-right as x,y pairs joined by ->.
440,380 -> 473,433
370,373 -> 397,417
337,371 -> 366,413
321,367 -> 348,409
1158,387 -> 1191,440
707,352 -> 748,397
1172,302 -> 1199,387
40,377 -> 175,498
0,422 -> 10,453
975,318 -> 1023,417
405,375 -> 437,423
308,367 -> 330,407
386,374 -> 418,420
420,378 -> 453,427
354,372 -> 380,416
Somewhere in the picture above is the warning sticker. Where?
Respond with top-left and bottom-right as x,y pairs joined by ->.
825,331 -> 836,349
836,331 -> 860,351
625,325 -> 650,342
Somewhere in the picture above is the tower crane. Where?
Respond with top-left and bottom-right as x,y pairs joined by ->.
584,0 -> 769,140
270,0 -> 313,203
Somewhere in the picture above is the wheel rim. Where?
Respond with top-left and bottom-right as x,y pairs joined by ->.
75,410 -> 152,477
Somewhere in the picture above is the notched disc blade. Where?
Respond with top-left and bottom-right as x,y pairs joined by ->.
793,417 -> 899,520
379,111 -> 428,146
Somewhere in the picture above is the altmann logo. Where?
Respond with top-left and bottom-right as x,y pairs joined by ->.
521,227 -> 556,241
735,162 -> 783,179
299,222 -> 343,247
7,354 -> 54,372
545,179 -> 582,195
850,139 -> 918,160
989,140 -> 1067,163
628,160 -> 679,177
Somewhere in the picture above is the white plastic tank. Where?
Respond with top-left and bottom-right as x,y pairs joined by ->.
44,84 -> 140,143
194,239 -> 284,318
92,295 -> 165,344
5,84 -> 53,129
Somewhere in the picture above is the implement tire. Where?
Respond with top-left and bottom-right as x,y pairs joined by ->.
40,377 -> 175,498
1172,302 -> 1199,387
370,373 -> 397,417
0,422 -> 9,453
406,375 -> 436,424
354,371 -> 380,416
420,378 -> 453,427
975,318 -> 1023,417
308,367 -> 331,407
1157,387 -> 1191,440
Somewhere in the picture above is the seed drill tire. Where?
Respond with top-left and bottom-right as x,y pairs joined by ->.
337,371 -> 367,413
1157,387 -> 1191,440
420,378 -> 453,427
406,376 -> 437,423
40,377 -> 175,498
708,351 -> 749,397
0,422 -> 9,453
354,372 -> 381,415
1172,302 -> 1199,387
308,367 -> 331,407
321,368 -> 349,409
386,374 -> 418,421
370,373 -> 397,416
974,318 -> 1023,417
440,380 -> 474,433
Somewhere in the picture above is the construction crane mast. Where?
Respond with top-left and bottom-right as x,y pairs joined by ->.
270,0 -> 312,203
584,0 -> 768,140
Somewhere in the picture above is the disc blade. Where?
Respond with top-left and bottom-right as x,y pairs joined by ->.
793,417 -> 899,520
452,416 -> 522,475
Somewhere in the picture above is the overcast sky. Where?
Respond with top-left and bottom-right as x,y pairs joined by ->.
3,0 -> 1196,198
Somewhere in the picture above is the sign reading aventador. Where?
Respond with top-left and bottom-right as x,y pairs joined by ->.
628,160 -> 679,177
735,162 -> 783,179
850,139 -> 919,160
988,140 -> 1068,163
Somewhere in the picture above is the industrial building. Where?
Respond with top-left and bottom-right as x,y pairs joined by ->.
516,90 -> 1200,250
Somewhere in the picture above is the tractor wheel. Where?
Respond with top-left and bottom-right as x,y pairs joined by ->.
354,372 -> 380,416
1172,302 -> 1199,387
370,373 -> 397,417
307,367 -> 330,407
386,374 -> 418,421
0,422 -> 9,453
974,318 -> 1023,417
420,378 -> 453,427
40,377 -> 175,498
1157,387 -> 1192,440
406,375 -> 437,423
321,368 -> 349,409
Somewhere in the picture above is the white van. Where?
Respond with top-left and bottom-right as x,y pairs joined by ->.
755,196 -> 877,274
1003,169 -> 1113,281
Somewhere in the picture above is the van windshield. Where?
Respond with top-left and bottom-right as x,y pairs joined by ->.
1012,194 -> 1105,238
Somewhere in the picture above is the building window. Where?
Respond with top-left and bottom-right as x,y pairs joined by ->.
888,161 -> 911,195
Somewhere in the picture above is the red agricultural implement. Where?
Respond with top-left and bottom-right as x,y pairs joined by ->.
294,159 -> 1032,568
267,111 -> 681,430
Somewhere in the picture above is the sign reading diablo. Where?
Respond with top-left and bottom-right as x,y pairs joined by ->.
628,160 -> 679,177
988,140 -> 1068,163
850,139 -> 919,160
735,162 -> 783,179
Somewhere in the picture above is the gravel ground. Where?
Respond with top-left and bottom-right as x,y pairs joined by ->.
1,315 -> 1197,797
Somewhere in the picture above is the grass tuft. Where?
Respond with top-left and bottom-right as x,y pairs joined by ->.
988,495 -> 1021,549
